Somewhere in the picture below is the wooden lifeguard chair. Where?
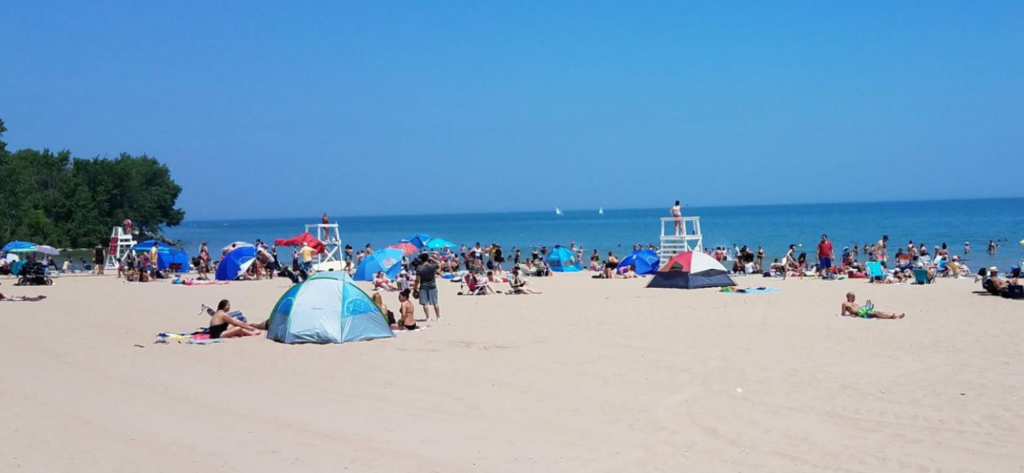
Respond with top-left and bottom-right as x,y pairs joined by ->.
305,223 -> 344,271
659,217 -> 704,264
104,226 -> 137,271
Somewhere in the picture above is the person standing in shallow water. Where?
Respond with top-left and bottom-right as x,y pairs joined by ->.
670,200 -> 683,235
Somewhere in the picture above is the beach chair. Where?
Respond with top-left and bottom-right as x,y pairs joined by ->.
461,274 -> 487,295
866,262 -> 886,282
913,269 -> 931,285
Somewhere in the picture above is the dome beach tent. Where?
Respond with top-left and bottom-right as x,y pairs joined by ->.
353,248 -> 404,281
215,246 -> 257,281
266,272 -> 394,344
647,251 -> 736,289
547,247 -> 582,272
616,249 -> 660,276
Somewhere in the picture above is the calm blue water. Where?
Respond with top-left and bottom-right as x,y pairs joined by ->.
164,198 -> 1024,271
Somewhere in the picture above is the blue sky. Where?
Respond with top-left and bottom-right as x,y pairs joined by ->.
2,1 -> 1022,220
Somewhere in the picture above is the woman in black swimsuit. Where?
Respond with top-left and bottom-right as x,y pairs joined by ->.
207,299 -> 265,338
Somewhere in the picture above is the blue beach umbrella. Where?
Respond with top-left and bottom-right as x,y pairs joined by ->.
425,238 -> 456,250
353,248 -> 404,281
403,234 -> 433,249
215,246 -> 257,281
2,241 -> 38,252
617,249 -> 661,276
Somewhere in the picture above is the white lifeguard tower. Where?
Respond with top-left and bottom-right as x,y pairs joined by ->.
659,217 -> 704,264
305,223 -> 345,271
104,226 -> 136,271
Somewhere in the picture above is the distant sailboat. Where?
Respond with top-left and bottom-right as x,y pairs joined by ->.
598,207 -> 604,215
555,206 -> 563,216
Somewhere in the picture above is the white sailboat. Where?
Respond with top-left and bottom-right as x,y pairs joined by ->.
598,207 -> 604,215
555,206 -> 563,216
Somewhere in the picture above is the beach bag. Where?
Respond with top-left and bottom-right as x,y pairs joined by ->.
1003,284 -> 1023,299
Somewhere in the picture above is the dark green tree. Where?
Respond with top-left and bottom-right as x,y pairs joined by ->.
0,119 -> 185,248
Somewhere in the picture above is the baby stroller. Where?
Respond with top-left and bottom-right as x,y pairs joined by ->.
17,261 -> 53,286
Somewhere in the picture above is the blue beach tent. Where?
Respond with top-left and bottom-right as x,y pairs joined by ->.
547,247 -> 582,272
158,249 -> 191,273
266,272 -> 395,344
353,248 -> 404,281
215,246 -> 257,280
132,240 -> 163,251
617,249 -> 661,276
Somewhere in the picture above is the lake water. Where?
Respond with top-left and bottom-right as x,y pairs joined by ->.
164,198 -> 1024,271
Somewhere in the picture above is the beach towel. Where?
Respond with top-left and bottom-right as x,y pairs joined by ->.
721,287 -> 780,295
187,338 -> 225,345
0,295 -> 47,302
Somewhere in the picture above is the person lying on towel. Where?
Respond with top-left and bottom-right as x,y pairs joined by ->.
840,292 -> 905,319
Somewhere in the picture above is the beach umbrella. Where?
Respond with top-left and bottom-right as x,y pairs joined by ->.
215,246 -> 257,281
274,232 -> 324,254
402,234 -> 432,249
2,241 -> 38,252
617,249 -> 660,275
388,242 -> 419,256
33,245 -> 61,256
222,241 -> 254,252
353,248 -> 404,281
424,238 -> 456,250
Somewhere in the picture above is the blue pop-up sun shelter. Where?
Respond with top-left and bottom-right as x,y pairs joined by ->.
132,241 -> 190,273
266,272 -> 395,344
547,247 -> 582,272
159,249 -> 190,273
216,246 -> 257,281
617,249 -> 661,275
353,248 -> 404,281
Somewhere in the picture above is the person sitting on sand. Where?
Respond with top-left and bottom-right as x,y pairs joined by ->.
205,300 -> 266,339
509,267 -> 541,294
617,265 -> 638,279
371,291 -> 398,326
373,271 -> 397,291
603,252 -> 620,279
397,290 -> 418,330
840,292 -> 905,319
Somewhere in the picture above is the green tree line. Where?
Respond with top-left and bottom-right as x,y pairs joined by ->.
0,118 -> 185,248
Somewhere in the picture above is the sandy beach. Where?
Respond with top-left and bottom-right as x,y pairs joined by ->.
2,272 -> 1022,472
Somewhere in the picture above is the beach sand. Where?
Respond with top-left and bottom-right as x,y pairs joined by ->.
2,272 -> 1022,472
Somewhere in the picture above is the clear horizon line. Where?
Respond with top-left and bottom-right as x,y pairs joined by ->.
177,195 -> 1024,224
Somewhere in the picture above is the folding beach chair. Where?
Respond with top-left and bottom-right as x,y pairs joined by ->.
913,269 -> 931,285
866,262 -> 886,282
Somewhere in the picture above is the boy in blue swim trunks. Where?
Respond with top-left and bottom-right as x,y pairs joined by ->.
841,292 -> 905,319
